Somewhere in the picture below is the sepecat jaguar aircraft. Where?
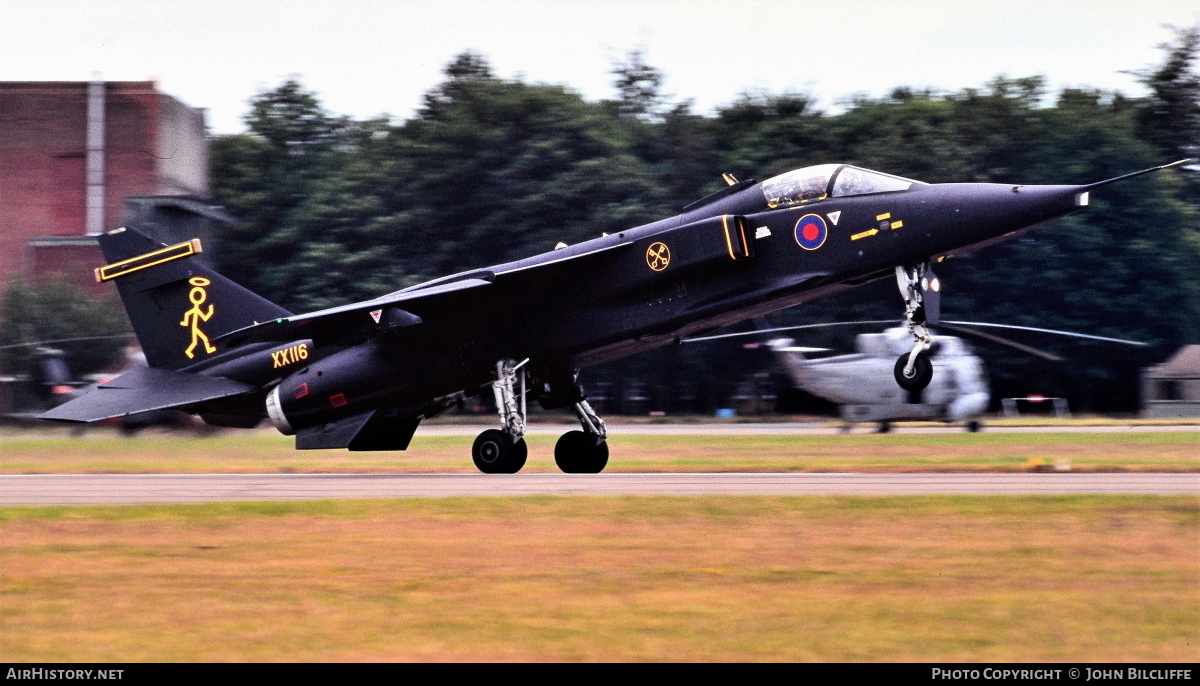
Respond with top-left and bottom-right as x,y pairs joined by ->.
41,159 -> 1191,473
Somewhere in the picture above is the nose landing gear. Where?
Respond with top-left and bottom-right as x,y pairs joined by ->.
893,263 -> 939,392
893,349 -> 933,392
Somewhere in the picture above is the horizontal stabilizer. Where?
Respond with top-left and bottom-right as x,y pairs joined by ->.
39,367 -> 256,423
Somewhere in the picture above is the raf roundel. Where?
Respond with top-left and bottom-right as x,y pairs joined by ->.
794,213 -> 828,251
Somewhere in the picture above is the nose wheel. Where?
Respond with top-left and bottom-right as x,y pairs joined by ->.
893,351 -> 933,392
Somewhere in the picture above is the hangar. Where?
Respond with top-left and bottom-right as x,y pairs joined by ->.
1142,345 -> 1200,418
0,80 -> 221,296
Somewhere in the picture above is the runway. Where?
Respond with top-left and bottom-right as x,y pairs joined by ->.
419,422 -> 1200,435
1,472 -> 1196,505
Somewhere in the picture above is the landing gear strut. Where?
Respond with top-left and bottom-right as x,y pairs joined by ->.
472,359 -> 529,474
893,263 -> 938,393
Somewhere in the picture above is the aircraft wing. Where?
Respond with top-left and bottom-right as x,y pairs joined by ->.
217,240 -> 632,348
215,277 -> 494,347
38,367 -> 256,423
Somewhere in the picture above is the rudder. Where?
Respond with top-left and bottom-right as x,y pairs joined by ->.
95,227 -> 291,371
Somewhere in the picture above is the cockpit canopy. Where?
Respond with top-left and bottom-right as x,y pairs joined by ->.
761,164 -> 923,209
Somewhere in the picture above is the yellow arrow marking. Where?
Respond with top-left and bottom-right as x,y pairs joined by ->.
851,228 -> 879,241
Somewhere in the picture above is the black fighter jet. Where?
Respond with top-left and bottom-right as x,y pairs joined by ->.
41,159 -> 1191,473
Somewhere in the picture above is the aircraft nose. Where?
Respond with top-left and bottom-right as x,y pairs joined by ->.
1010,183 -> 1089,208
940,183 -> 1089,249
1001,183 -> 1089,228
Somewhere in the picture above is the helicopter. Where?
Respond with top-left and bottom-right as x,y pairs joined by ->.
0,345 -> 81,422
689,318 -> 1148,432
40,159 -> 1190,473
772,324 -> 990,431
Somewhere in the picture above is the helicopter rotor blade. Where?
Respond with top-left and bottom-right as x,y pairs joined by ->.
682,320 -> 899,344
935,323 -> 1064,361
938,321 -> 1148,347
0,334 -> 135,351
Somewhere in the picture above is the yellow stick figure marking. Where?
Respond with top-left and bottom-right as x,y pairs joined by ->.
180,276 -> 217,359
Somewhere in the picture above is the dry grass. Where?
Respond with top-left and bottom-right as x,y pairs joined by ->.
0,427 -> 1196,473
0,496 -> 1195,662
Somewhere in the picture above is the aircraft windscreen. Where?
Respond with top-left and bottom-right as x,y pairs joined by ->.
761,164 -> 840,208
762,164 -> 920,208
831,166 -> 918,197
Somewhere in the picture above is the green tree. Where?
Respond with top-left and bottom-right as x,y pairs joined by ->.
210,79 -> 356,308
379,52 -> 667,276
1134,25 -> 1200,164
203,48 -> 1200,412
611,49 -> 666,120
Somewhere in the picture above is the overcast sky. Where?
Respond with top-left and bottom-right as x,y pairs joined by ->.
2,0 -> 1197,134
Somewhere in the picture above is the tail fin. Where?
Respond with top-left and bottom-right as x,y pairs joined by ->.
95,227 -> 291,371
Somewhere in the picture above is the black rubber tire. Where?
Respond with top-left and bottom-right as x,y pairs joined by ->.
893,353 -> 933,392
472,429 -> 528,474
554,430 -> 609,474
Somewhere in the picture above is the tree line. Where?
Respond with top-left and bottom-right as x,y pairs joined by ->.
5,28 -> 1197,414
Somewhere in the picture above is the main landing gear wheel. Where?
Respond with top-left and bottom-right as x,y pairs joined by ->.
554,430 -> 609,473
472,429 -> 528,474
894,352 -> 933,392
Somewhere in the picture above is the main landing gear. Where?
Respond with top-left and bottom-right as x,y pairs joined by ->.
472,360 -> 610,474
555,401 -> 608,473
472,359 -> 529,474
893,262 -> 939,393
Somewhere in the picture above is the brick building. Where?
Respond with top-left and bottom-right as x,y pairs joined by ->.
0,80 -> 216,296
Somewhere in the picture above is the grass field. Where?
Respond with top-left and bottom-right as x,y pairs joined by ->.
0,496 -> 1196,662
1,428 -> 1195,662
0,427 -> 1197,473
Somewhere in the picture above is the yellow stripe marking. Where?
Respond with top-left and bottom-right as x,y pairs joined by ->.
721,216 -> 736,260
95,238 -> 202,282
890,220 -> 903,229
875,212 -> 891,221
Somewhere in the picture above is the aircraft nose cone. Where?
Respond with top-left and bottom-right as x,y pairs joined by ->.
997,183 -> 1086,229
924,182 -> 1087,253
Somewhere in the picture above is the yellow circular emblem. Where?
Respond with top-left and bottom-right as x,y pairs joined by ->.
646,241 -> 671,271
